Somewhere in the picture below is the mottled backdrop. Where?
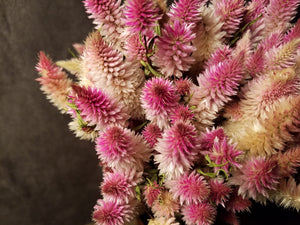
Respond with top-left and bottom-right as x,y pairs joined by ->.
1,0 -> 300,225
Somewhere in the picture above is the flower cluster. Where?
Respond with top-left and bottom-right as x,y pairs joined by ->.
36,0 -> 300,224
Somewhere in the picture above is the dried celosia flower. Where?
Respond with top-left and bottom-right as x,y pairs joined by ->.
154,21 -> 196,78
101,170 -> 142,204
199,127 -> 226,152
264,0 -> 300,37
83,0 -> 125,49
167,171 -> 210,205
174,78 -> 192,96
68,117 -> 98,141
224,189 -> 251,213
152,190 -> 180,218
214,0 -> 245,39
276,147 -> 300,177
271,177 -> 300,211
283,19 -> 300,44
70,85 -> 128,131
141,77 -> 180,129
205,45 -> 232,69
96,125 -> 151,172
209,179 -> 231,207
142,123 -> 163,148
182,202 -> 217,225
170,105 -> 194,124
123,0 -> 162,35
168,0 -> 204,25
205,137 -> 242,173
124,33 -> 148,62
92,199 -> 132,225
154,122 -> 200,179
229,157 -> 280,200
148,217 -> 179,225
143,181 -> 163,207
35,51 -> 72,112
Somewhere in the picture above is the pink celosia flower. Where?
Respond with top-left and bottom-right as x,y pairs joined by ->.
70,85 -> 128,131
167,171 -> 210,205
142,123 -> 163,148
209,179 -> 231,207
35,51 -> 72,112
151,190 -> 180,218
214,0 -> 245,39
174,78 -> 192,96
96,125 -> 151,171
92,199 -> 132,225
225,189 -> 251,213
205,45 -> 232,69
197,55 -> 244,109
124,33 -> 148,62
170,105 -> 194,124
230,157 -> 280,200
143,181 -> 163,207
154,21 -> 196,78
154,122 -> 200,179
83,0 -> 125,49
276,147 -> 300,177
168,0 -> 204,25
283,19 -> 300,44
264,0 -> 300,36
204,137 -> 242,173
101,170 -> 142,204
182,202 -> 217,225
123,0 -> 162,35
141,77 -> 180,129
199,127 -> 226,152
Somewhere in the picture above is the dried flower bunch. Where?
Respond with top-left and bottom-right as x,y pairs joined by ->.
36,0 -> 300,224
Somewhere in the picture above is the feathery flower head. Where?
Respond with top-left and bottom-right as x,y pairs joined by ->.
168,0 -> 204,25
170,105 -> 194,124
92,199 -> 132,225
70,85 -> 128,131
148,217 -> 179,225
205,45 -> 232,68
143,181 -> 163,207
155,122 -> 201,179
142,123 -> 163,148
214,0 -> 245,39
167,171 -> 210,205
96,125 -> 151,171
154,21 -> 196,77
200,127 -> 226,152
152,190 -> 180,218
83,0 -> 124,49
124,33 -> 148,62
68,117 -> 98,141
276,147 -> 300,177
182,202 -> 217,225
197,54 -> 244,109
141,77 -> 180,129
230,157 -> 280,200
101,170 -> 142,204
174,78 -> 192,96
225,189 -> 251,213
123,0 -> 162,35
207,137 -> 242,173
209,179 -> 231,207
36,51 -> 72,112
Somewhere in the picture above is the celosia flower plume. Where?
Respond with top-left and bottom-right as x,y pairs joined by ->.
142,123 -> 163,148
154,20 -> 196,78
123,0 -> 162,35
96,125 -> 150,171
182,202 -> 217,225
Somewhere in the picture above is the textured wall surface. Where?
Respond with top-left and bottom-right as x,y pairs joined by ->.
0,1 -> 101,225
1,0 -> 300,225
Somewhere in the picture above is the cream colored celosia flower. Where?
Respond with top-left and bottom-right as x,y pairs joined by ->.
68,118 -> 98,141
271,177 -> 300,211
148,217 -> 179,225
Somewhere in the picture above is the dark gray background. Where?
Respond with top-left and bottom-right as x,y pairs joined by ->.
1,0 -> 300,225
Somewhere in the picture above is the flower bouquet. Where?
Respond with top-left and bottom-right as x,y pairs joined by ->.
36,0 -> 300,224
